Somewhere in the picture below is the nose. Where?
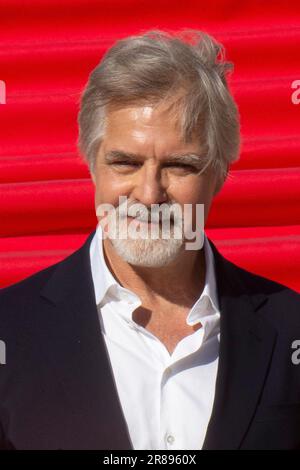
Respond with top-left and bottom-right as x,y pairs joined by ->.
130,163 -> 168,206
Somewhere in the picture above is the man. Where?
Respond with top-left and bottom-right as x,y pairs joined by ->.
1,29 -> 300,450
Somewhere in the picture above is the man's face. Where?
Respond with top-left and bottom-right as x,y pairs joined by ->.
91,100 -> 220,267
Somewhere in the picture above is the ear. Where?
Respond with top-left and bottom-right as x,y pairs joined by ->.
213,179 -> 223,197
213,165 -> 229,196
90,151 -> 100,186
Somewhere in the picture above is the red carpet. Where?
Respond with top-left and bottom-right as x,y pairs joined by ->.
0,0 -> 300,291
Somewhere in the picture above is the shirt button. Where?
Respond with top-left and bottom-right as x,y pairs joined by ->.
166,434 -> 175,445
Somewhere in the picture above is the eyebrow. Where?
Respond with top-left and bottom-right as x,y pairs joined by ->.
104,150 -> 207,168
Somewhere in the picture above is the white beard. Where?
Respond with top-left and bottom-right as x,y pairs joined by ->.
110,232 -> 185,267
100,200 -> 186,267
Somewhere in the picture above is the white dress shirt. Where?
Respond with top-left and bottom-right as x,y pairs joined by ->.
89,224 -> 221,450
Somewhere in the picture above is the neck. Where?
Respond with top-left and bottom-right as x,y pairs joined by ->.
102,237 -> 206,309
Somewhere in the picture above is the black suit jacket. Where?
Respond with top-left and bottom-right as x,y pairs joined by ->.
1,230 -> 300,450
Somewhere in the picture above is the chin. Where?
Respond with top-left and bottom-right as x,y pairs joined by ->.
109,237 -> 185,268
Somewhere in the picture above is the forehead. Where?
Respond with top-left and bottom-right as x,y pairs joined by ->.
105,101 -> 179,130
102,101 -> 200,154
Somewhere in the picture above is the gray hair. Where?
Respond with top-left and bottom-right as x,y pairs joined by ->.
77,29 -> 240,189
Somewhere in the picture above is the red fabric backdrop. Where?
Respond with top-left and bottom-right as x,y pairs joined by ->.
0,0 -> 300,291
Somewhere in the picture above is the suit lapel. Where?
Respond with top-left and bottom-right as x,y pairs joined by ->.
39,230 -> 133,449
202,239 -> 278,449
38,230 -> 278,450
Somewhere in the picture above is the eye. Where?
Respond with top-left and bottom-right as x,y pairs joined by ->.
165,163 -> 197,173
111,161 -> 141,169
110,160 -> 141,174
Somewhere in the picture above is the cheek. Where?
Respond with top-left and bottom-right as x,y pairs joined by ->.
197,181 -> 216,220
94,168 -> 133,206
172,178 -> 216,225
172,177 -> 214,204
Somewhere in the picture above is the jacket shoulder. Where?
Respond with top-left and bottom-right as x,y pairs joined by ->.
1,259 -> 61,305
0,244 -> 84,316
232,260 -> 300,297
0,232 -> 94,306
224,257 -> 300,326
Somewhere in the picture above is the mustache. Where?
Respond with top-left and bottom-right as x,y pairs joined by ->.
117,201 -> 181,224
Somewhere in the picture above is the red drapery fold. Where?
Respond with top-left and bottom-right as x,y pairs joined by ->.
0,0 -> 299,291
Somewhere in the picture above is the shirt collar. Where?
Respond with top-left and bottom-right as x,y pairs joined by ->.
90,223 -> 126,307
90,223 -> 220,323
